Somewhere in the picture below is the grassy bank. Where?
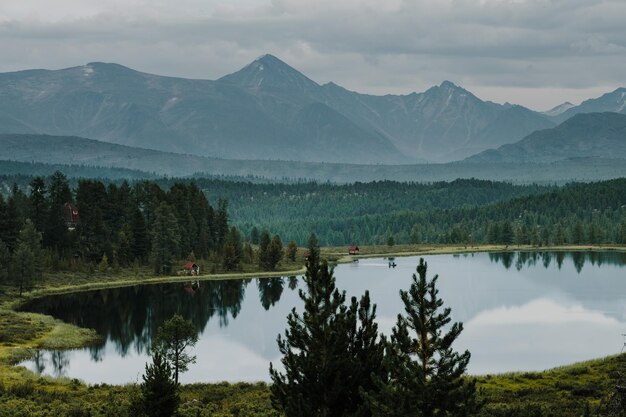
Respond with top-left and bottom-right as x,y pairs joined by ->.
0,353 -> 622,416
323,243 -> 626,263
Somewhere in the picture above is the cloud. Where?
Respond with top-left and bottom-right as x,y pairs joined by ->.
468,298 -> 619,326
0,0 -> 624,109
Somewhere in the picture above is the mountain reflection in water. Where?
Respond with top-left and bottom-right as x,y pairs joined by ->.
18,251 -> 626,383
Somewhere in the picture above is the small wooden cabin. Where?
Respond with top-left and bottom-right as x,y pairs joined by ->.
348,245 -> 359,255
182,262 -> 200,276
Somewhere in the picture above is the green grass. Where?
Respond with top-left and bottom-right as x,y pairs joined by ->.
475,355 -> 626,415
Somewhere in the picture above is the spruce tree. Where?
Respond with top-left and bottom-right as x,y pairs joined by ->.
554,223 -> 566,245
153,314 -> 198,385
141,350 -> 179,417
11,220 -> 43,296
222,226 -> 243,271
266,234 -> 283,270
150,203 -> 181,275
571,220 -> 585,244
29,176 -> 48,234
286,240 -> 298,261
131,208 -> 150,261
270,233 -> 386,417
0,240 -> 9,287
383,258 -> 479,417
258,230 -> 271,270
45,171 -> 71,250
0,195 -> 20,252
250,226 -> 260,245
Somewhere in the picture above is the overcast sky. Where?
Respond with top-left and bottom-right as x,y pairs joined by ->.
1,0 -> 624,110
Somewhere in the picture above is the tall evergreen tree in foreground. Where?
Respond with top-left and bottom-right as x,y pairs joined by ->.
377,258 -> 479,417
141,349 -> 179,417
270,234 -> 385,417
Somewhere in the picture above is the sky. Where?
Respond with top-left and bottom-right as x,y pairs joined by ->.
0,0 -> 624,111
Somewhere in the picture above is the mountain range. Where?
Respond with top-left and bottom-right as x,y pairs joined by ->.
2,131 -> 626,184
466,112 -> 626,163
1,54 -> 624,164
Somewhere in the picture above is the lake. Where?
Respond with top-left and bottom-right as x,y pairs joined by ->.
18,251 -> 626,384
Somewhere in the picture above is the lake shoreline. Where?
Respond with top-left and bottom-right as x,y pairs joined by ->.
5,244 -> 625,308
1,245 -> 625,389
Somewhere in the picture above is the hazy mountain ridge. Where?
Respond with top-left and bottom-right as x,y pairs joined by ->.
554,88 -> 626,123
2,133 -> 626,184
2,55 -> 614,164
466,112 -> 626,163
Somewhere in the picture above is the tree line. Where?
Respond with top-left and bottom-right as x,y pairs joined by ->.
0,171 -> 294,295
252,178 -> 626,246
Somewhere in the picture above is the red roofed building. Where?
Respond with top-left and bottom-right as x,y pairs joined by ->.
182,262 -> 200,276
348,245 -> 359,255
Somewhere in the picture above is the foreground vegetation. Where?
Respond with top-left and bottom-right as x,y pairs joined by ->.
1,354 -> 623,416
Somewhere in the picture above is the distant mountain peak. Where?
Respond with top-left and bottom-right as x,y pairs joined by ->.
440,80 -> 459,89
219,54 -> 319,92
543,101 -> 575,117
253,54 -> 283,64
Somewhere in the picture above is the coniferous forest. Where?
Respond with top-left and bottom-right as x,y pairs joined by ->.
2,174 -> 624,250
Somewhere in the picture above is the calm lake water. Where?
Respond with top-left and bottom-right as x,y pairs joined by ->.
19,251 -> 626,384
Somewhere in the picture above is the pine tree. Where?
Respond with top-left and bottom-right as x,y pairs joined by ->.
286,240 -> 298,261
150,203 -> 181,275
29,176 -> 48,234
258,230 -> 271,270
222,227 -> 243,271
270,234 -> 386,417
131,208 -> 150,261
500,220 -> 514,245
384,258 -> 479,417
0,195 -> 20,252
45,171 -> 71,250
572,220 -> 585,244
0,240 -> 9,287
266,234 -> 283,270
250,226 -> 260,245
11,220 -> 43,296
153,314 -> 198,385
76,180 -> 110,261
410,224 -> 421,244
554,223 -> 566,245
141,350 -> 179,417
214,199 -> 229,249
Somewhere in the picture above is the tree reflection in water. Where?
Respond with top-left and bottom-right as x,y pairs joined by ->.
257,277 -> 285,310
51,350 -> 69,377
488,251 -> 626,273
19,277 -> 294,358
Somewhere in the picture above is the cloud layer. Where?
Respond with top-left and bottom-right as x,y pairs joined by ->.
1,0 -> 624,109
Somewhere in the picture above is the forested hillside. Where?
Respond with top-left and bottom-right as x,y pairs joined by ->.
268,179 -> 626,245
2,174 -> 624,253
